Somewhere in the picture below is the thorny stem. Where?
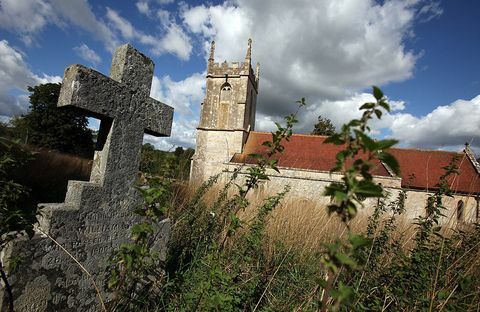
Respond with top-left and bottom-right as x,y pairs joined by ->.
429,238 -> 445,312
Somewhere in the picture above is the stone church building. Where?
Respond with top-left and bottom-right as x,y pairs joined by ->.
190,40 -> 480,225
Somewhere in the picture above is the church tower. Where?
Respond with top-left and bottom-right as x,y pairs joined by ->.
191,39 -> 260,182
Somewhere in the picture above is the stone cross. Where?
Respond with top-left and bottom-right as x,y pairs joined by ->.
1,44 -> 173,311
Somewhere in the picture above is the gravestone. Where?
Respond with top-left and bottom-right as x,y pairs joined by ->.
0,44 -> 174,311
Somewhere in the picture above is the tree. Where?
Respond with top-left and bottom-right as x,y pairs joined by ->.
11,83 -> 94,158
0,138 -> 36,312
312,115 -> 336,136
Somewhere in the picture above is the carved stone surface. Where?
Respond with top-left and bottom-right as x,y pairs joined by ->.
1,44 -> 174,311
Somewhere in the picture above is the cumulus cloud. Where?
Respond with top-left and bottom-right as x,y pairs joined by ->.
144,118 -> 198,150
150,72 -> 205,115
175,0 -> 475,152
180,0 -> 439,126
0,0 -> 54,45
0,0 -> 118,50
390,96 -> 480,150
136,1 -> 151,15
73,43 -> 102,65
144,72 -> 205,149
300,92 -> 480,152
0,40 -> 61,118
106,7 -> 192,60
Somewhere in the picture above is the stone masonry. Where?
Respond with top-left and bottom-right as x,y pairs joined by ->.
190,40 -> 480,227
190,40 -> 260,182
1,44 -> 174,311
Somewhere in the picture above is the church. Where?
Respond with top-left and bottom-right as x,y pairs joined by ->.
190,40 -> 480,226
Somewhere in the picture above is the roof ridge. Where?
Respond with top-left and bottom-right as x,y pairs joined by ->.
390,147 -> 463,154
250,131 -> 329,138
464,144 -> 480,174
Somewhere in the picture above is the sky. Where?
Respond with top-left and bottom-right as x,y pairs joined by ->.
0,0 -> 479,153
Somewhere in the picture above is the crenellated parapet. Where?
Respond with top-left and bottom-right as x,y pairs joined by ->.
207,39 -> 259,90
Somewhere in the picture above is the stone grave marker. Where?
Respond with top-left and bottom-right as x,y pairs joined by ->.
1,44 -> 174,311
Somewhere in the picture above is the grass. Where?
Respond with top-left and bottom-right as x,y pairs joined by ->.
161,178 -> 480,311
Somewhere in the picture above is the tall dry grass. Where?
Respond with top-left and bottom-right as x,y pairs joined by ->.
12,145 -> 92,203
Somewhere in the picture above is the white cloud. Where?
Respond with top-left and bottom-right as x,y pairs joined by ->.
157,23 -> 192,60
0,40 -> 61,118
136,1 -> 151,15
106,7 -> 192,60
150,72 -> 205,115
145,72 -> 205,149
390,96 -> 480,150
180,0 -> 438,122
144,118 -> 197,150
73,43 -> 102,65
0,0 -> 118,51
0,0 -> 55,45
301,92 -> 480,151
418,1 -> 443,22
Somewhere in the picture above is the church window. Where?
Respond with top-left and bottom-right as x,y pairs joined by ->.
456,200 -> 465,223
220,83 -> 232,102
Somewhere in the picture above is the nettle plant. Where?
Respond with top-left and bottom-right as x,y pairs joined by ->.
320,86 -> 400,309
106,99 -> 306,311
0,137 -> 36,312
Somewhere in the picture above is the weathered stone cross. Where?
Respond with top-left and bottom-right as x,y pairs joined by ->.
59,43 -> 173,192
1,44 -> 173,311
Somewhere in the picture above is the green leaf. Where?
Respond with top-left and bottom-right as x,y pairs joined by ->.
378,100 -> 390,112
324,133 -> 344,145
335,252 -> 357,268
356,180 -> 383,197
372,86 -> 384,100
375,139 -> 398,150
355,130 -> 376,151
378,151 -> 400,176
359,102 -> 376,110
349,233 -> 371,249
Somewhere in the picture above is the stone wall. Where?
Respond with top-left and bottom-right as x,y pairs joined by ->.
222,163 -> 479,226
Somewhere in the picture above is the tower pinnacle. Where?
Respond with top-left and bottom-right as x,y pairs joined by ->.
245,38 -> 252,63
209,41 -> 215,62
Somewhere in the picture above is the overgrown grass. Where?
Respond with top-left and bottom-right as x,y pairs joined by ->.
105,92 -> 479,311
157,180 -> 480,311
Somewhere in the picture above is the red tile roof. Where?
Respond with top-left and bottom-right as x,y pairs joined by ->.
389,148 -> 480,194
230,131 -> 480,194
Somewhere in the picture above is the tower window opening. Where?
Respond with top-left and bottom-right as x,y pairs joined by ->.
220,83 -> 232,102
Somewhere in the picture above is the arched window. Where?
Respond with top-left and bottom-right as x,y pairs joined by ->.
220,83 -> 232,102
457,200 -> 465,223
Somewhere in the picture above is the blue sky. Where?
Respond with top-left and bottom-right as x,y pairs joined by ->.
0,0 -> 479,153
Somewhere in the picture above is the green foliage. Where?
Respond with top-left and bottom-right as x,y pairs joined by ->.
324,86 -> 398,222
105,89 -> 480,311
312,115 -> 336,136
139,143 -> 194,180
10,83 -> 94,158
0,138 -> 37,250
106,176 -> 172,311
318,87 -> 398,310
106,99 -> 306,311
0,137 -> 38,312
